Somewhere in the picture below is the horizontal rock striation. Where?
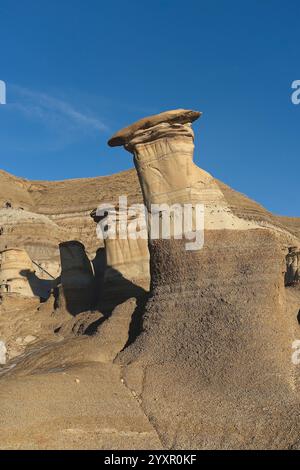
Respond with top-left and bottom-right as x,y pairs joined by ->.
110,109 -> 300,449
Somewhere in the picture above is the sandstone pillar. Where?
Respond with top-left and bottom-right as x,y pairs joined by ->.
106,109 -> 300,449
108,109 -> 294,375
108,109 -> 203,291
0,248 -> 35,297
90,205 -> 149,286
109,109 -> 201,207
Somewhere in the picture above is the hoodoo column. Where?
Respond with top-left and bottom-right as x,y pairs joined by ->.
91,205 -> 149,285
107,109 -> 300,449
0,248 -> 35,297
108,109 -> 201,209
108,109 -> 204,291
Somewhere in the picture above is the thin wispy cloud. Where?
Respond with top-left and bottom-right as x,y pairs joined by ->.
10,84 -> 108,133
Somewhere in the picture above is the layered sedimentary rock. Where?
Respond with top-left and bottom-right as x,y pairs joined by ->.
90,206 -> 149,317
109,110 -> 200,207
90,205 -> 149,285
1,167 -> 299,278
0,122 -> 300,449
109,109 -> 300,449
0,248 -> 35,297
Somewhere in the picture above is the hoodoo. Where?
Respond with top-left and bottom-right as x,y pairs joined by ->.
90,205 -> 149,286
108,109 -> 300,449
0,114 -> 299,450
0,248 -> 35,297
108,109 -> 202,209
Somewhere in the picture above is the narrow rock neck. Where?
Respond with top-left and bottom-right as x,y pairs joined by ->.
127,123 -> 197,210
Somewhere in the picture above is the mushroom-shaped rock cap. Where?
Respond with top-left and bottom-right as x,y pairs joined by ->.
108,109 -> 201,147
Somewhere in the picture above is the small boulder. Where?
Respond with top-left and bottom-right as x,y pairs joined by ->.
0,340 -> 7,365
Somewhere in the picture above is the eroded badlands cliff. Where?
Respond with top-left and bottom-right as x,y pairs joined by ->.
0,109 -> 299,449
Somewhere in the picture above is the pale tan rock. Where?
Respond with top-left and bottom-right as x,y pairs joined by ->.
109,109 -> 201,208
0,167 -> 298,280
0,248 -> 36,297
109,109 -> 206,251
110,109 -> 300,450
0,340 -> 7,365
108,109 -> 201,148
91,206 -> 149,284
0,131 -> 300,450
23,335 -> 37,345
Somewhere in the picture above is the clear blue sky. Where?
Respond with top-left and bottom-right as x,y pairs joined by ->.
0,0 -> 299,216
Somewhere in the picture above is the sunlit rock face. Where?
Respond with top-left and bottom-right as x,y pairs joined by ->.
1,150 -> 300,449
0,248 -> 35,297
108,109 -> 300,450
109,109 -> 201,210
90,206 -> 149,286
108,109 -> 205,287
0,340 -> 7,365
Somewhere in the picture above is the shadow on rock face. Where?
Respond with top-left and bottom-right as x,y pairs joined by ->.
54,240 -> 148,340
91,247 -> 106,307
58,241 -> 97,316
97,267 -> 147,317
19,269 -> 57,302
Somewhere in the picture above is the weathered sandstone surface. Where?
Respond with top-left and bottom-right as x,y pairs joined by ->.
111,109 -> 300,449
0,109 -> 299,449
